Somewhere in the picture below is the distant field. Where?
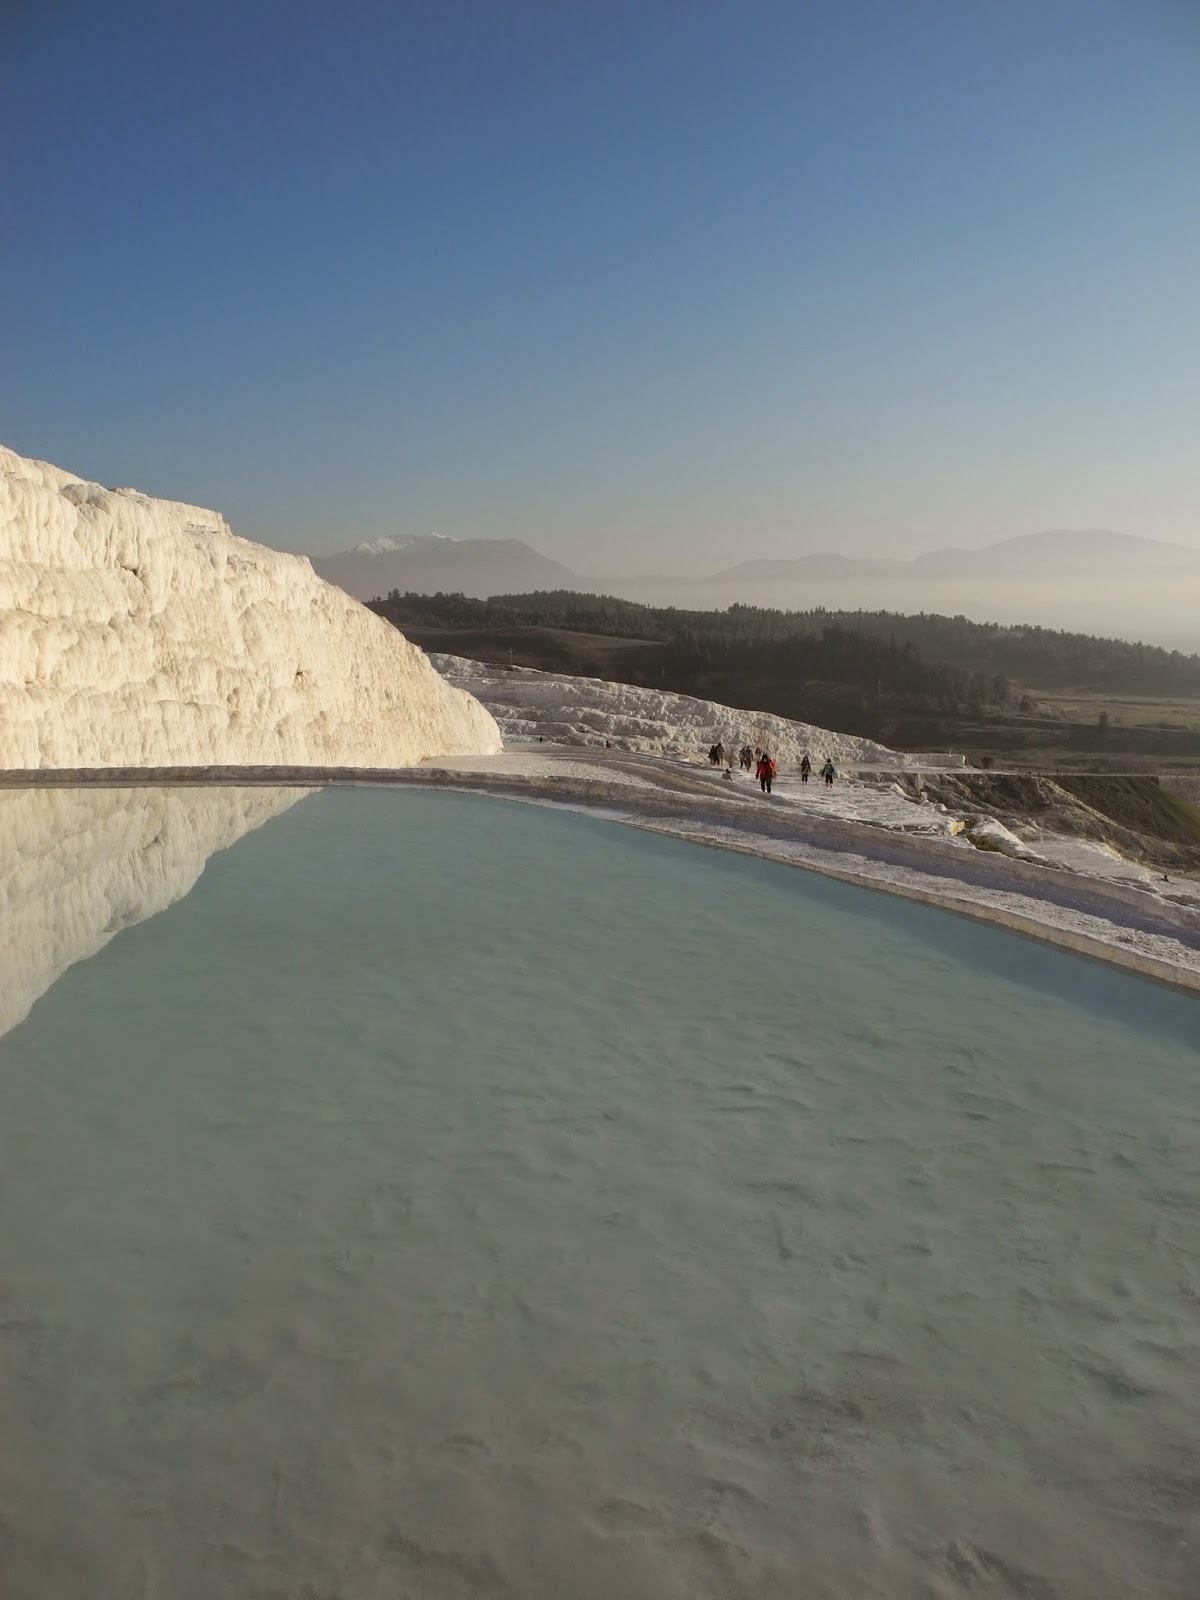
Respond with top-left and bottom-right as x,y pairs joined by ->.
1035,692 -> 1200,731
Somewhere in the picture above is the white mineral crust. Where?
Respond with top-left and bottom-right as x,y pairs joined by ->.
0,446 -> 500,768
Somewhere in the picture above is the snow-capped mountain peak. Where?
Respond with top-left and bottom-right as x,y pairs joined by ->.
315,535 -> 584,600
351,534 -> 457,555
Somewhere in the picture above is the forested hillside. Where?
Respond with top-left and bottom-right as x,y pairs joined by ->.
373,590 -> 1200,696
373,591 -> 1007,711
371,590 -> 1200,760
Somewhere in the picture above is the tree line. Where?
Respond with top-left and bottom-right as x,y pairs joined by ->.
371,590 -> 1009,711
371,588 -> 1200,696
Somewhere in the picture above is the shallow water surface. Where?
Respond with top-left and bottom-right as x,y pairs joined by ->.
0,787 -> 1197,1598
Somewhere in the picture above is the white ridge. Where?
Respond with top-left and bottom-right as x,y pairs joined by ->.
430,653 -> 963,769
0,447 -> 499,768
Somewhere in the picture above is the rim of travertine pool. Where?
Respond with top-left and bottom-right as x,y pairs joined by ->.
3,762 -> 1198,1000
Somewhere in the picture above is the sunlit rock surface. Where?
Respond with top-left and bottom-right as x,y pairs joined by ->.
432,653 -> 961,767
0,446 -> 500,768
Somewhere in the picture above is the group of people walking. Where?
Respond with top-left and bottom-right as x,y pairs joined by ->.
799,754 -> 837,786
709,740 -> 837,794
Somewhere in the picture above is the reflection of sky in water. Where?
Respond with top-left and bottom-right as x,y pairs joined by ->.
0,787 -> 1197,1599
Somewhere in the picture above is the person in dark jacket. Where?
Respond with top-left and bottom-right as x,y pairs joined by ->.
799,754 -> 811,783
821,759 -> 836,787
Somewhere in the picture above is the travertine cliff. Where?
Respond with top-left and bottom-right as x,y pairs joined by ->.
0,446 -> 500,767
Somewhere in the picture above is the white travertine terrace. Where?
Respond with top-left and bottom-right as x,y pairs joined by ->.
432,653 -> 960,768
0,446 -> 500,768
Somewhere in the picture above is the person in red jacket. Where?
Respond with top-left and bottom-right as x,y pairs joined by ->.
755,752 -> 776,794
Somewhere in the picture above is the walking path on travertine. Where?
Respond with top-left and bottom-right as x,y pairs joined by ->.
6,745 -> 1199,994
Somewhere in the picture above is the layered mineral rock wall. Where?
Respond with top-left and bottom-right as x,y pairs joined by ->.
0,446 -> 500,767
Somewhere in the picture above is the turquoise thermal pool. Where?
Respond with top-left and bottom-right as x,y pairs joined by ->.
0,786 -> 1196,1598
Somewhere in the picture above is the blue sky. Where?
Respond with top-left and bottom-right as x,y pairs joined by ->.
2,0 -> 1197,568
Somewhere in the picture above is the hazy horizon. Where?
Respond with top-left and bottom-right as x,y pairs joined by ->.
309,521 -> 1200,654
3,1 -> 1198,576
319,522 -> 1200,573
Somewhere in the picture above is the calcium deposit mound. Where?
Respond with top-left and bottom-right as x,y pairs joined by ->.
0,445 -> 500,768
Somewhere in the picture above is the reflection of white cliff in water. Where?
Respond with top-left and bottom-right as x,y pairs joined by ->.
0,786 -> 309,1040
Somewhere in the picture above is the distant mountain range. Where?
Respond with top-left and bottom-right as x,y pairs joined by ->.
313,527 -> 1200,602
706,530 -> 1200,584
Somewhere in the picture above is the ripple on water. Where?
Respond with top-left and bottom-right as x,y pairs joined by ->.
0,787 -> 1196,1599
